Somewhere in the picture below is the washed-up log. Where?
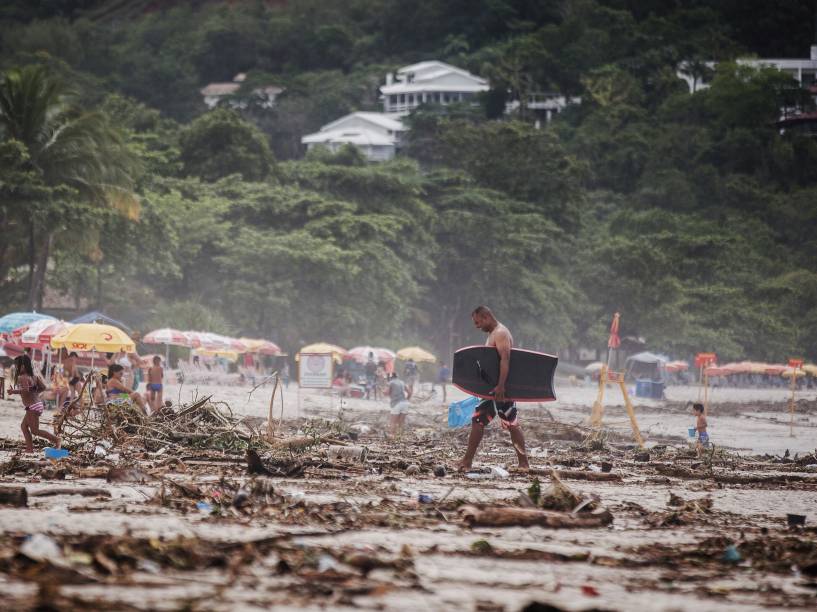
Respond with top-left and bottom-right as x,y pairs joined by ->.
655,464 -> 816,485
513,467 -> 622,482
29,487 -> 112,498
459,505 -> 613,528
71,467 -> 110,479
0,486 -> 27,507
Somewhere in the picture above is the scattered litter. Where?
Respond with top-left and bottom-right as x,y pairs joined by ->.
44,447 -> 69,460
786,513 -> 806,527
20,533 -> 61,562
418,493 -> 434,504
434,465 -> 447,477
405,464 -> 420,475
722,544 -> 741,563
327,445 -> 368,462
196,501 -> 213,513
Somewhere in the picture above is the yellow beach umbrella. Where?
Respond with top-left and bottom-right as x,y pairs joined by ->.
296,342 -> 346,364
51,323 -> 135,353
396,346 -> 437,363
781,367 -> 806,378
802,364 -> 817,376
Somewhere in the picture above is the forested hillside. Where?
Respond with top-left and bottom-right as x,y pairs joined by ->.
1,0 -> 816,361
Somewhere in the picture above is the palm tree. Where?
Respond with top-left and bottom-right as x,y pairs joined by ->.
0,64 -> 139,309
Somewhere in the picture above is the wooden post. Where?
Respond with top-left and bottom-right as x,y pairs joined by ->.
789,368 -> 796,438
703,368 -> 709,416
618,374 -> 644,447
590,364 -> 607,427
266,375 -> 279,441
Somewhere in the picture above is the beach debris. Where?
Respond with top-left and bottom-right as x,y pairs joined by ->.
29,488 -> 111,498
722,544 -> 742,563
327,445 -> 368,462
106,466 -> 151,483
634,451 -> 651,462
246,449 -> 305,477
433,465 -> 446,477
491,466 -> 510,479
459,505 -> 613,528
787,513 -> 806,527
0,486 -> 27,507
20,534 -> 61,562
580,584 -> 600,597
405,464 -> 420,476
514,467 -> 622,482
196,501 -> 213,513
539,472 -> 580,512
44,447 -> 69,460
418,493 -> 434,504
527,478 -> 542,505
601,461 -> 613,473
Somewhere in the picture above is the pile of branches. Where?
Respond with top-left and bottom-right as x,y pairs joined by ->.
60,395 -> 264,452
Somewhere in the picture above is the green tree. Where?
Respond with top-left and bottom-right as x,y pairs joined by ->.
180,108 -> 275,182
0,64 -> 138,310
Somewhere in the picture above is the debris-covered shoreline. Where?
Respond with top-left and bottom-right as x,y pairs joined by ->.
0,389 -> 815,611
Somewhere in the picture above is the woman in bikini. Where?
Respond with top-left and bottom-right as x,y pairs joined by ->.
106,364 -> 149,414
9,354 -> 60,453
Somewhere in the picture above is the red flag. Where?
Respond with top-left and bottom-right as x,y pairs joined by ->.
607,312 -> 621,349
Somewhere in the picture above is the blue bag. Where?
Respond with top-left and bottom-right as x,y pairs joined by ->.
448,395 -> 479,428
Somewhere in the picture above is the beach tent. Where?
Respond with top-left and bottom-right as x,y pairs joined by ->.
396,346 -> 436,363
70,311 -> 132,333
0,312 -> 55,335
624,351 -> 668,381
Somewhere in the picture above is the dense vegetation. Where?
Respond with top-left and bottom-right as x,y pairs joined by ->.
1,0 -> 816,361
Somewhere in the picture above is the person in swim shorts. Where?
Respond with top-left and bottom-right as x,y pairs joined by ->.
9,354 -> 60,453
693,402 -> 709,453
458,305 -> 529,471
388,372 -> 412,437
146,356 -> 164,412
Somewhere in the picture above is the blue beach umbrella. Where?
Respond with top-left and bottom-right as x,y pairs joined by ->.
0,312 -> 56,335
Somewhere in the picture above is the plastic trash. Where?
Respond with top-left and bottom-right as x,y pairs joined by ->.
286,491 -> 306,503
722,544 -> 741,563
448,396 -> 479,428
787,513 -> 806,527
196,501 -> 213,513
434,465 -> 447,478
418,493 -> 434,504
318,554 -> 339,572
490,466 -> 510,479
20,533 -> 61,562
327,445 -> 368,462
465,472 -> 492,480
44,447 -> 69,460
94,445 -> 107,458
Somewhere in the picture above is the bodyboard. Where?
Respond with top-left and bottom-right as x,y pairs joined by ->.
452,345 -> 557,402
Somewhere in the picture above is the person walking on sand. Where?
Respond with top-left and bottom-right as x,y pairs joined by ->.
458,305 -> 529,471
693,402 -> 709,455
9,354 -> 60,453
146,356 -> 164,412
388,372 -> 412,437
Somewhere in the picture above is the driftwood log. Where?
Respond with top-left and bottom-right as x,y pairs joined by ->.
29,487 -> 112,498
459,505 -> 613,528
0,486 -> 28,507
512,467 -> 622,482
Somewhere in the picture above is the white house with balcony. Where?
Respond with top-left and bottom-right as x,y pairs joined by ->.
678,44 -> 817,93
380,61 -> 489,114
201,73 -> 284,109
301,112 -> 407,162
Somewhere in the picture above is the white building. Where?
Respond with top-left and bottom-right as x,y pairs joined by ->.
380,61 -> 489,114
678,44 -> 817,93
201,73 -> 284,109
301,112 -> 407,162
506,93 -> 582,124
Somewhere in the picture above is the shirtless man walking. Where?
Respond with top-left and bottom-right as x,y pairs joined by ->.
458,305 -> 529,471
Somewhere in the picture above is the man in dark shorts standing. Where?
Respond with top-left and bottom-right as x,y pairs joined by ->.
458,305 -> 529,471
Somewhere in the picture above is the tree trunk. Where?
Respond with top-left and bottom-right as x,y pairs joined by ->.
28,229 -> 53,311
26,219 -> 36,309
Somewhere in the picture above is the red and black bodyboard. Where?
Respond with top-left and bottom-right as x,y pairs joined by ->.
452,345 -> 557,402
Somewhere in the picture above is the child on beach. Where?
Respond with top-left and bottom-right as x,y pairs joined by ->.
8,354 -> 60,453
146,356 -> 164,412
693,402 -> 709,453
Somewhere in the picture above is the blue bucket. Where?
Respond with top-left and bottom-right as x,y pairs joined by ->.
687,427 -> 696,438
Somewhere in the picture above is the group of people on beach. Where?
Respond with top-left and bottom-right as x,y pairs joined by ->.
5,351 -> 166,453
